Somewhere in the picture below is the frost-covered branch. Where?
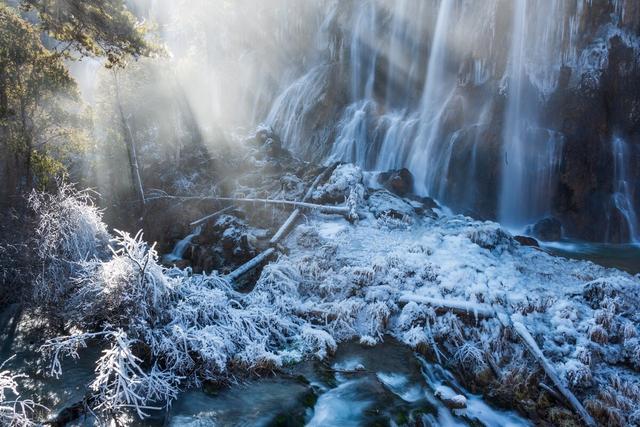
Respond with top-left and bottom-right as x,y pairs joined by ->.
0,357 -> 45,427
28,182 -> 110,306
90,330 -> 180,420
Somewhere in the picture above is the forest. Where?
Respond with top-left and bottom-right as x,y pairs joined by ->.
0,0 -> 639,426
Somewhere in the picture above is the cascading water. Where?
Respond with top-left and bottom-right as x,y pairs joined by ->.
263,0 -> 640,243
498,0 -> 566,229
163,225 -> 203,263
407,0 -> 455,197
609,137 -> 639,243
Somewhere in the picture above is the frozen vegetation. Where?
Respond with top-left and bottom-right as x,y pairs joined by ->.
12,166 -> 640,425
0,357 -> 41,427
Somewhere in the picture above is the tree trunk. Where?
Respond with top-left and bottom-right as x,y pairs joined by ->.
113,70 -> 145,210
20,97 -> 33,191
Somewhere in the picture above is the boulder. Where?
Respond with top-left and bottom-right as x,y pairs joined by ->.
514,235 -> 540,247
434,385 -> 467,409
406,195 -> 439,218
528,217 -> 563,241
377,168 -> 414,196
313,164 -> 364,204
367,190 -> 416,220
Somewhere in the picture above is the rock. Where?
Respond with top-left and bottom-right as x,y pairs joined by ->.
377,168 -> 414,196
367,190 -> 416,220
313,164 -> 364,204
467,223 -> 514,251
528,217 -> 563,241
264,137 -> 285,157
434,385 -> 467,409
406,195 -> 439,218
279,173 -> 305,200
514,235 -> 540,247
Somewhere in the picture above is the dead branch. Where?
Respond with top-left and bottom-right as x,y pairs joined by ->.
225,247 -> 276,283
147,195 -> 351,217
190,206 -> 235,226
512,321 -> 596,427
401,292 -> 595,426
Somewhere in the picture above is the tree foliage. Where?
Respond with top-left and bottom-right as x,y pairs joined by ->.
0,4 -> 81,193
0,0 -> 151,201
20,0 -> 152,67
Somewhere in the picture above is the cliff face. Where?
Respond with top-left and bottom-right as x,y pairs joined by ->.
264,0 -> 640,243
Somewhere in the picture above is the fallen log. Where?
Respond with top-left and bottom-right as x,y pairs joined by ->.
227,167 -> 334,284
512,321 -> 596,427
398,294 -> 497,319
190,205 -> 235,226
402,293 -> 596,426
226,247 -> 276,284
150,195 -> 351,217
270,166 -> 335,245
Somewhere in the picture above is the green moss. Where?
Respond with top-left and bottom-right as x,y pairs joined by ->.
298,388 -> 318,408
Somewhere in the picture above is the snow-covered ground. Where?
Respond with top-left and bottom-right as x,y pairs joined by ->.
12,166 -> 640,425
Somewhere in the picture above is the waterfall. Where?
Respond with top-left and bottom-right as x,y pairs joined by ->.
164,225 -> 203,263
262,0 -> 640,243
610,137 -> 639,243
408,0 -> 455,196
498,0 -> 568,229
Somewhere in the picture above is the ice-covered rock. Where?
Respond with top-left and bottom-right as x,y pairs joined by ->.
367,190 -> 416,220
434,385 -> 467,409
313,164 -> 364,204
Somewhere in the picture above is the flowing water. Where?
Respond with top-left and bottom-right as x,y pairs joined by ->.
264,0 -> 639,242
163,225 -> 202,263
0,320 -> 530,426
609,136 -> 640,243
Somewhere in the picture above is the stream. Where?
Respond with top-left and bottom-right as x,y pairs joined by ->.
1,306 -> 527,426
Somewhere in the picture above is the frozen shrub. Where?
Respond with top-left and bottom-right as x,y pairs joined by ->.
300,326 -> 337,358
453,342 -> 487,373
64,230 -> 173,330
295,225 -> 322,248
28,184 -> 110,306
0,358 -> 43,426
585,375 -> 640,427
562,360 -> 593,389
575,346 -> 592,366
397,302 -> 428,330
623,322 -> 638,340
402,326 -> 429,349
622,338 -> 640,370
43,330 -> 178,422
589,324 -> 609,344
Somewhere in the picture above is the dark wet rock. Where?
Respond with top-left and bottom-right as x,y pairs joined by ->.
405,195 -> 439,218
367,190 -> 416,219
434,386 -> 467,409
528,217 -> 563,241
45,400 -> 86,427
279,173 -> 305,200
377,168 -> 414,196
514,235 -> 540,247
264,137 -> 285,157
178,214 -> 262,272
